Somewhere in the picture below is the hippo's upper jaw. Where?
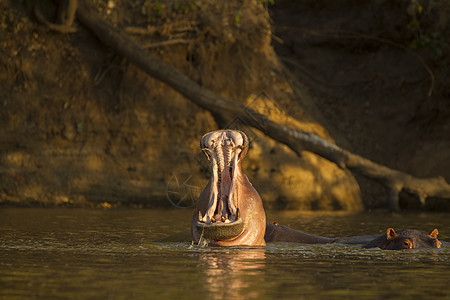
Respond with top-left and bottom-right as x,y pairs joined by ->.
192,130 -> 266,246
198,130 -> 246,225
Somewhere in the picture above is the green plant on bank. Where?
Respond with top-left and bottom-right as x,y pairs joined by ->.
234,9 -> 241,27
407,4 -> 448,60
142,0 -> 198,23
172,0 -> 198,14
142,1 -> 166,23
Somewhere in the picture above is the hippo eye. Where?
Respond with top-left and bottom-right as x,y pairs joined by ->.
403,240 -> 412,249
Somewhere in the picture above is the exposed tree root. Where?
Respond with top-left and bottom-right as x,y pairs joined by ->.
33,0 -> 77,34
142,39 -> 190,49
73,1 -> 450,211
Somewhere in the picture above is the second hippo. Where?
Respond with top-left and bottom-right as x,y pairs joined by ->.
363,228 -> 442,250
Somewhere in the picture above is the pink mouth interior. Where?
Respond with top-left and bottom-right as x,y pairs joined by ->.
199,134 -> 242,224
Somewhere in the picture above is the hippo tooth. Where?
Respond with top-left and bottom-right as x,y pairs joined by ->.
221,216 -> 225,222
198,211 -> 203,222
211,217 -> 216,223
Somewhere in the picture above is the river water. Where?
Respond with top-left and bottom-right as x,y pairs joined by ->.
1,208 -> 449,299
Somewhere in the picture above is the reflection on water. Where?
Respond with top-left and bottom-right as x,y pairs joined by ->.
0,208 -> 449,299
194,247 -> 266,299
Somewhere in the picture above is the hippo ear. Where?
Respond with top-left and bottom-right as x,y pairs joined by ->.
428,229 -> 439,239
200,132 -> 210,151
386,228 -> 398,240
237,130 -> 249,161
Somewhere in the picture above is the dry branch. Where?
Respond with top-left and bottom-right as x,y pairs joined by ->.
75,1 -> 450,211
142,39 -> 190,49
124,26 -> 157,35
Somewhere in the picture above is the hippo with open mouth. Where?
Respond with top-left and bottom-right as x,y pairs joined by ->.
191,130 -> 444,249
191,129 -> 336,246
191,130 -> 266,246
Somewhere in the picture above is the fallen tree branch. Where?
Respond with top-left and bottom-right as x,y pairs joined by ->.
75,1 -> 450,211
124,26 -> 157,35
125,23 -> 196,36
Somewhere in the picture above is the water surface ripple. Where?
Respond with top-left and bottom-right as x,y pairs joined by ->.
1,208 -> 449,299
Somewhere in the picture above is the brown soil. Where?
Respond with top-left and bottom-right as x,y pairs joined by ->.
271,0 -> 450,209
0,0 -> 448,210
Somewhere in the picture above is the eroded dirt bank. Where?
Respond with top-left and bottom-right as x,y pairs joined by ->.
271,0 -> 449,209
0,0 -> 448,210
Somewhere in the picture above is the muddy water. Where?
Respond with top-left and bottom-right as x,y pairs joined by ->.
1,208 -> 449,299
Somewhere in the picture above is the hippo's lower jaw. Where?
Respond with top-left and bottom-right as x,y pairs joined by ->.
195,218 -> 244,241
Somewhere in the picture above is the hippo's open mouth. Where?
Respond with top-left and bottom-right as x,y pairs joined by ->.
195,130 -> 248,240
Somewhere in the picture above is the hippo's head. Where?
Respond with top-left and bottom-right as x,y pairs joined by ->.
191,130 -> 266,246
365,228 -> 442,250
